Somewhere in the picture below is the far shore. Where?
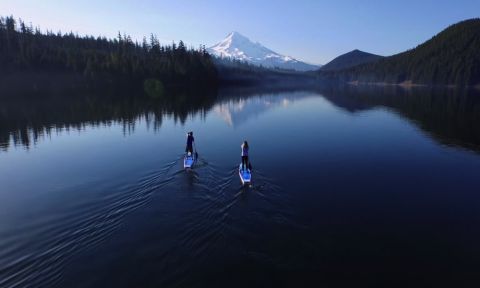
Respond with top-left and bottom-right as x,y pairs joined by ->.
348,80 -> 479,90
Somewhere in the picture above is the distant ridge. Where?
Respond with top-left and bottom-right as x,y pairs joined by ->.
321,19 -> 480,86
208,32 -> 320,71
320,49 -> 383,71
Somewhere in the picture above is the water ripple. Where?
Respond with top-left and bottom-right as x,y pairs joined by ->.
0,155 -> 298,288
0,158 -> 180,288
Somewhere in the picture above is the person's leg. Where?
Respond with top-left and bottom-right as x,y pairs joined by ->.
242,156 -> 246,170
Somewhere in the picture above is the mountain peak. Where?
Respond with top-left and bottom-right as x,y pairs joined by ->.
223,31 -> 256,47
208,32 -> 320,71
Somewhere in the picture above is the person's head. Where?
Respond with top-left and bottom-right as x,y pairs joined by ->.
188,131 -> 193,136
243,140 -> 248,148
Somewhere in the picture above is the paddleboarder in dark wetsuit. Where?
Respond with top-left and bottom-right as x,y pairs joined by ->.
241,140 -> 251,171
186,132 -> 195,155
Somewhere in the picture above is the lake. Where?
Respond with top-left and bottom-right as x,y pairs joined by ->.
1,84 -> 480,287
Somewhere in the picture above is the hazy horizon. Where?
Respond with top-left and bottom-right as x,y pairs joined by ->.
1,0 -> 479,64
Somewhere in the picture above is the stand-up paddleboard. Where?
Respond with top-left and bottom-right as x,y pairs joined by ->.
184,153 -> 196,169
239,164 -> 252,185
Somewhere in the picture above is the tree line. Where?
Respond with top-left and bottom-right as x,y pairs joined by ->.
0,16 -> 217,87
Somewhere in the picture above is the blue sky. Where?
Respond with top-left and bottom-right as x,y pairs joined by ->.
1,0 -> 478,64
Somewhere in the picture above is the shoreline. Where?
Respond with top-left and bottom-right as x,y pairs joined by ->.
347,80 -> 479,90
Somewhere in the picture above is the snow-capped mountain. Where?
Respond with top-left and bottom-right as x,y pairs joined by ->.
208,32 -> 320,71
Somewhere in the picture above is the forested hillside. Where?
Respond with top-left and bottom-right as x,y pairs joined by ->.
320,19 -> 480,86
320,50 -> 383,72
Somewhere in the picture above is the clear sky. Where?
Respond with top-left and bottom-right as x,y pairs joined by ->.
1,0 -> 479,64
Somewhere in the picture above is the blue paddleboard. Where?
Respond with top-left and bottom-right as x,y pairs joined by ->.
184,153 -> 196,168
239,164 -> 252,185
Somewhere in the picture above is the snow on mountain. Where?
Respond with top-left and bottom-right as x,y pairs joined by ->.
208,32 -> 320,71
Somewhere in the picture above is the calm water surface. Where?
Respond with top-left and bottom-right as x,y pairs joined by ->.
1,86 -> 480,287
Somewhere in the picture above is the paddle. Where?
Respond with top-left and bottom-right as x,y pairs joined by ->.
194,141 -> 198,162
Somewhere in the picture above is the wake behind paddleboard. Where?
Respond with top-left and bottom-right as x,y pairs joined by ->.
184,153 -> 196,169
239,164 -> 252,185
